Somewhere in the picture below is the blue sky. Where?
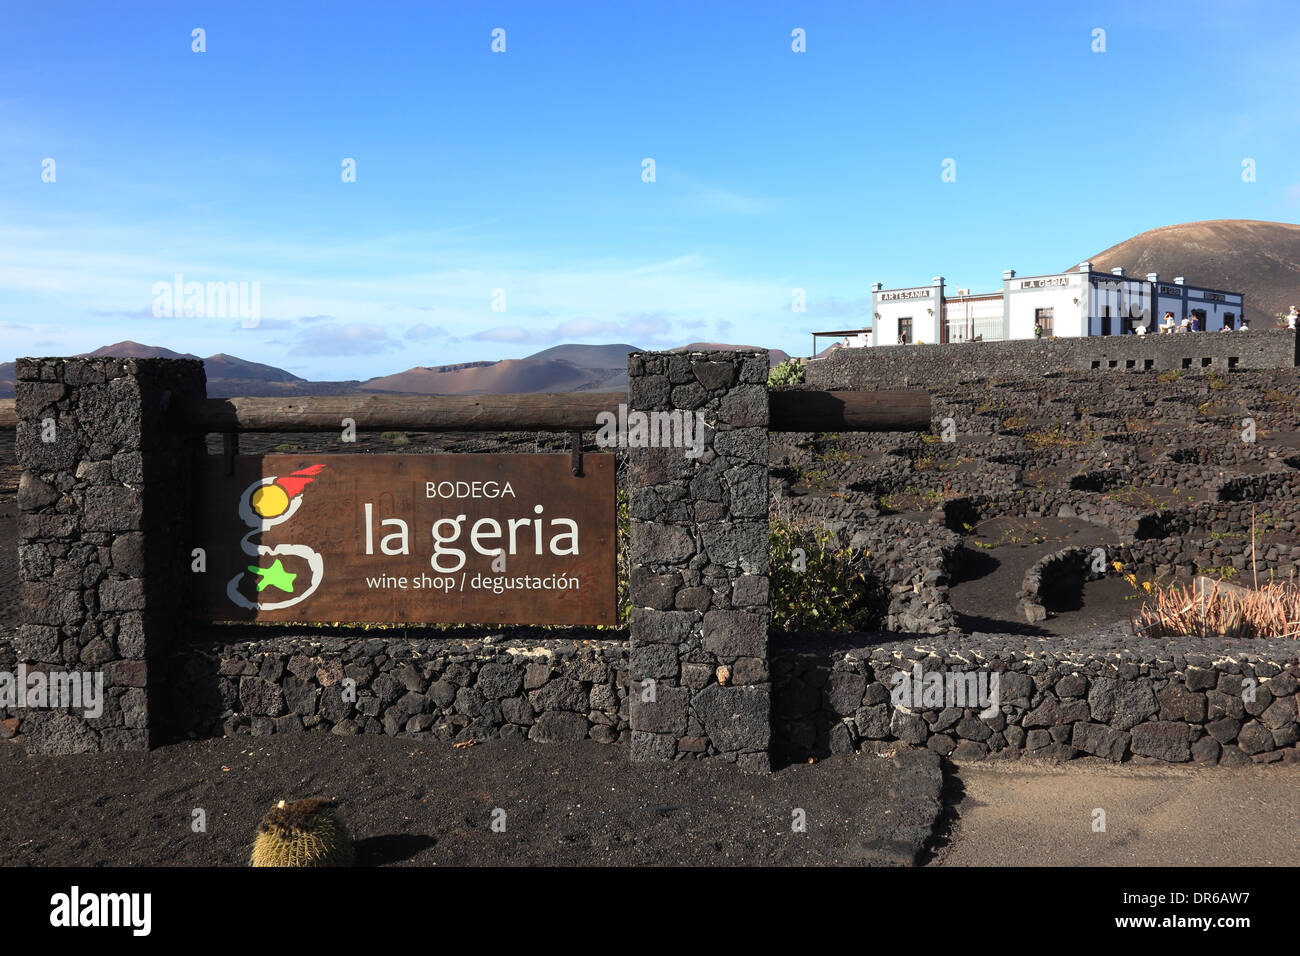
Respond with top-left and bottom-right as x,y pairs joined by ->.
2,0 -> 1297,379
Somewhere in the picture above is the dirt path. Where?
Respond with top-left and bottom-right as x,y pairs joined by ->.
932,759 -> 1300,866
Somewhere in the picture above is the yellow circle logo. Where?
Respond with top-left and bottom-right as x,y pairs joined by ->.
250,484 -> 290,518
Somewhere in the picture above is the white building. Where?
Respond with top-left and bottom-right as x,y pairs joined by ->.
857,264 -> 1244,347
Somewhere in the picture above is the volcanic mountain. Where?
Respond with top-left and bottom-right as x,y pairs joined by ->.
360,343 -> 640,395
82,342 -> 198,360
0,342 -> 311,399
1073,219 -> 1300,328
363,358 -> 604,395
360,342 -> 800,394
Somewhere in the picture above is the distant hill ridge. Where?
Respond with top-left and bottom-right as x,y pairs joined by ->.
1074,219 -> 1300,328
76,342 -> 304,382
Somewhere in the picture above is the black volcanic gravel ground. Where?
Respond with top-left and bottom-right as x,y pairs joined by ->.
0,735 -> 943,866
947,515 -> 1137,636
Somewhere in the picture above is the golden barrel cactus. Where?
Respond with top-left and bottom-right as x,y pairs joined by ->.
250,798 -> 355,867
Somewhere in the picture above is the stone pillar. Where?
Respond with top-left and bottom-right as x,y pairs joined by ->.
627,349 -> 771,771
13,357 -> 206,752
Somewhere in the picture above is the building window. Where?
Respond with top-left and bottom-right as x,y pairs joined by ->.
1034,308 -> 1054,338
1224,312 -> 1236,330
944,310 -> 1004,343
898,317 -> 912,344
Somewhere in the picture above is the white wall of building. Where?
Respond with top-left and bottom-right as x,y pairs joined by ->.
871,281 -> 942,346
864,269 -> 1245,345
1005,273 -> 1086,339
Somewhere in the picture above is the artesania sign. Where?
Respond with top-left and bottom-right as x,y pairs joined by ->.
879,289 -> 932,301
198,454 -> 617,625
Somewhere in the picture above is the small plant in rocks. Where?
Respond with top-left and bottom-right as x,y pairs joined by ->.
767,358 -> 805,389
769,506 -> 886,631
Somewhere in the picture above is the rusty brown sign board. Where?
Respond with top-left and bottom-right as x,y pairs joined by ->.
196,454 -> 617,626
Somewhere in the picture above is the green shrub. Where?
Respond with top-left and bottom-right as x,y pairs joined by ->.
767,359 -> 805,389
768,510 -> 885,631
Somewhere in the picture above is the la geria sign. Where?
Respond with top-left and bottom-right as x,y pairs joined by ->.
198,454 -> 617,625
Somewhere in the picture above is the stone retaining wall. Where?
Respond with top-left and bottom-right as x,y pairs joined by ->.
161,629 -> 629,747
11,619 -> 1299,769
806,329 -> 1298,389
1017,547 -> 1106,623
772,630 -> 1300,766
158,627 -> 1300,770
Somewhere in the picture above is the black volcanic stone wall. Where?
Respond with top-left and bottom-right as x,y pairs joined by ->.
627,350 -> 772,771
773,631 -> 1300,766
155,626 -> 1300,768
13,357 -> 206,752
8,353 -> 1298,772
807,329 -> 1297,389
162,631 -> 629,744
1018,547 -> 1107,623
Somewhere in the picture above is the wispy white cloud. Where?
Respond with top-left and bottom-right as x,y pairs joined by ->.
471,326 -> 548,344
0,212 -> 803,377
650,167 -> 779,218
405,323 -> 451,341
289,323 -> 403,357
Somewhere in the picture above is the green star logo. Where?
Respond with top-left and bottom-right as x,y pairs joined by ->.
248,559 -> 297,594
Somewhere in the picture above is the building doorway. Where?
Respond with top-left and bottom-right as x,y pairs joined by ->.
1035,307 -> 1054,338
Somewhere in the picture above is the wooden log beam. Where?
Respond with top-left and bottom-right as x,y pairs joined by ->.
0,390 -> 932,433
193,393 -> 619,433
769,389 -> 930,432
